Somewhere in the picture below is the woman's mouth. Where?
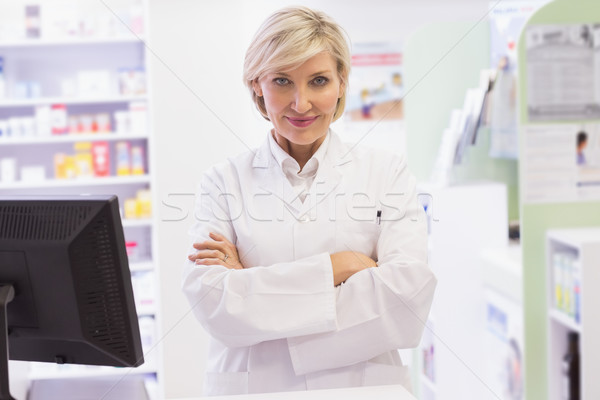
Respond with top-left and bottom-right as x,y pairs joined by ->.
286,116 -> 318,128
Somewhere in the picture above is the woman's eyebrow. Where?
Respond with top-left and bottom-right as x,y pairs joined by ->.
272,70 -> 333,77
309,70 -> 333,77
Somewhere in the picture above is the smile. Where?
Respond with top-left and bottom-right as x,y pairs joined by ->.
286,116 -> 318,128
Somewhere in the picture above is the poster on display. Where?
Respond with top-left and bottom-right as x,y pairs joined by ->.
522,123 -> 600,203
487,1 -> 549,158
525,23 -> 600,122
335,42 -> 405,154
345,42 -> 404,122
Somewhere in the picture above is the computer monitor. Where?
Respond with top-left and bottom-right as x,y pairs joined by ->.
0,195 -> 144,400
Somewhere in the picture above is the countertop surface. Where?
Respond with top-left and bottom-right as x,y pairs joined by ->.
175,384 -> 416,400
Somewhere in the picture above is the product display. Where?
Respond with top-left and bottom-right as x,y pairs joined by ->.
91,141 -> 110,177
131,145 -> 145,175
73,142 -> 93,177
0,2 -> 157,395
116,141 -> 131,175
551,251 -> 582,323
0,158 -> 17,182
129,101 -> 148,135
20,165 -> 46,182
50,104 -> 68,135
123,189 -> 152,220
25,5 -> 41,38
119,68 -> 147,96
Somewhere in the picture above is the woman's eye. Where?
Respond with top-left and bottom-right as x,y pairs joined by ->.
274,78 -> 289,85
313,77 -> 329,86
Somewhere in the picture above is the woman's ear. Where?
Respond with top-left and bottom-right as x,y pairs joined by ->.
252,79 -> 263,97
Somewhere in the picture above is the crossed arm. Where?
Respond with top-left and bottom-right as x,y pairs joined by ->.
187,231 -> 377,286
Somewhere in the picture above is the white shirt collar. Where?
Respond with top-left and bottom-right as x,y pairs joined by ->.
267,130 -> 330,176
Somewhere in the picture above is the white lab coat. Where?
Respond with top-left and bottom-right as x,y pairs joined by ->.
182,131 -> 436,396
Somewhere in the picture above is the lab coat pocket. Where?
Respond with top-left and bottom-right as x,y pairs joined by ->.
335,221 -> 381,261
203,371 -> 249,396
363,362 -> 412,392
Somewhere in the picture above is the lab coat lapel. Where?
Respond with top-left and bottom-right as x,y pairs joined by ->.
252,139 -> 303,216
298,133 -> 353,217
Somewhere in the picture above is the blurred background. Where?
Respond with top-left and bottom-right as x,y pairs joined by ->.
1,0 -> 598,399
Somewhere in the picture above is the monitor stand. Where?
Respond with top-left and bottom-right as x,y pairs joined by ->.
0,285 -> 15,400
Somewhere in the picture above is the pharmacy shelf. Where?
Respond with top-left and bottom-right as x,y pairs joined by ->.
28,363 -> 157,381
0,36 -> 144,48
136,305 -> 156,317
0,132 -> 148,146
0,174 -> 150,189
122,218 -> 153,228
549,308 -> 580,333
546,228 -> 600,400
0,95 -> 147,108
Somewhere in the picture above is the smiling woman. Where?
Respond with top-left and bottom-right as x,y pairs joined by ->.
252,52 -> 344,165
182,6 -> 436,397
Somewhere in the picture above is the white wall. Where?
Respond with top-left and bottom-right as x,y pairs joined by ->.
148,1 -> 491,398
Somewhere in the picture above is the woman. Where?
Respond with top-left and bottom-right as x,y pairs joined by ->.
183,6 -> 436,396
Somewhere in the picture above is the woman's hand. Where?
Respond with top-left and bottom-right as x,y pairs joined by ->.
188,232 -> 245,270
330,251 -> 377,286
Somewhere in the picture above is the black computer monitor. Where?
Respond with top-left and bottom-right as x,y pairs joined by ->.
0,195 -> 144,400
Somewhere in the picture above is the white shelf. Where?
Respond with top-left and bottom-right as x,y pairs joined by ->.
136,304 -> 156,316
0,132 -> 148,146
122,218 -> 153,228
0,95 -> 147,108
0,175 -> 150,189
549,308 -> 580,333
0,36 -> 144,48
547,228 -> 600,250
28,363 -> 157,381
130,261 -> 154,273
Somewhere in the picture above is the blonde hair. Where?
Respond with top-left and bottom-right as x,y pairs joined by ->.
243,6 -> 351,121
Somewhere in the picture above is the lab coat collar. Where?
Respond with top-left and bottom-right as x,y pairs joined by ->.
252,130 -> 353,169
252,130 -> 353,218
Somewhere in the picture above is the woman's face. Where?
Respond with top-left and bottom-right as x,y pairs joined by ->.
253,52 -> 344,147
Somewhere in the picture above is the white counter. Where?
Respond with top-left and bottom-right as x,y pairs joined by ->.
176,385 -> 416,400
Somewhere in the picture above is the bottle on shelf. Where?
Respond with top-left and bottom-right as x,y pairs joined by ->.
562,331 -> 580,400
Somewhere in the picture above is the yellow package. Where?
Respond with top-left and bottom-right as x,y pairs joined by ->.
54,153 -> 67,179
74,142 -> 93,178
124,198 -> 138,219
136,189 -> 152,218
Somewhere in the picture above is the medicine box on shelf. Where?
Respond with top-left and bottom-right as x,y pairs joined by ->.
546,228 -> 600,400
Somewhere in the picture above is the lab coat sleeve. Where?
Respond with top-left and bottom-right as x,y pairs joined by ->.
286,156 -> 437,376
181,169 -> 338,348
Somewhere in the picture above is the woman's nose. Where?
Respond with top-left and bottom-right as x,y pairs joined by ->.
291,87 -> 311,114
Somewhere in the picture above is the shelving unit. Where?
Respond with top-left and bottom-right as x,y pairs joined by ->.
546,228 -> 600,400
0,95 -> 146,107
0,1 -> 160,398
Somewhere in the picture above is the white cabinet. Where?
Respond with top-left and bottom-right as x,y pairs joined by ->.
0,1 -> 160,398
416,182 -> 509,400
546,228 -> 600,400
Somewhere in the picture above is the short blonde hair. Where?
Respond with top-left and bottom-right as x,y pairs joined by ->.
243,6 -> 351,122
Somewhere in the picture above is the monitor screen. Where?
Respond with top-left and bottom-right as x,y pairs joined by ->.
0,195 -> 144,376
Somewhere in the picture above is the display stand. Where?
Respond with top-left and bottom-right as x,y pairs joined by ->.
545,229 -> 600,400
0,0 -> 160,398
516,1 -> 600,398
